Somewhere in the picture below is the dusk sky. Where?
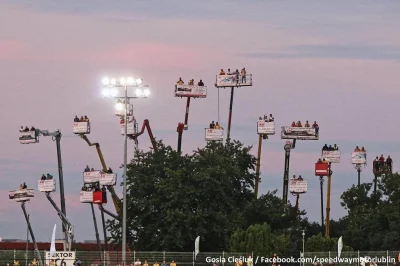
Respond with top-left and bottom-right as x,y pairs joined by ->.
1,1 -> 400,242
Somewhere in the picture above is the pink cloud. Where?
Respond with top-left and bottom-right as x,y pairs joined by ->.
0,40 -> 27,59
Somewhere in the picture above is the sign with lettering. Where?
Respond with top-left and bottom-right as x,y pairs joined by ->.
83,171 -> 101,183
38,180 -> 56,192
100,173 -> 117,186
289,180 -> 307,193
321,151 -> 340,163
281,126 -> 319,140
72,122 -> 90,134
352,152 -> 367,164
205,128 -> 223,141
45,251 -> 76,266
215,74 -> 252,87
175,85 -> 207,98
257,120 -> 275,135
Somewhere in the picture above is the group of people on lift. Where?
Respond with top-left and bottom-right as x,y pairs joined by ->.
354,146 -> 366,152
219,68 -> 247,84
209,121 -> 223,129
291,175 -> 304,180
73,115 -> 89,122
19,182 -> 28,190
291,120 -> 319,129
322,144 -> 339,151
374,154 -> 393,172
40,173 -> 53,180
259,114 -> 274,122
84,165 -> 113,174
81,182 -> 106,192
19,126 -> 35,132
176,78 -> 204,86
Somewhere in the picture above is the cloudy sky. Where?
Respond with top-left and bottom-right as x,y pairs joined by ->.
1,1 -> 399,242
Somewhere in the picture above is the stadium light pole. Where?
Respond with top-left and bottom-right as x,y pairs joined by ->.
101,76 -> 150,266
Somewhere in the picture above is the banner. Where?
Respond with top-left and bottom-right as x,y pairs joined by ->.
175,85 -> 207,98
215,74 -> 252,87
338,236 -> 343,258
100,173 -> 117,186
195,236 -> 200,260
83,171 -> 101,183
205,128 -> 223,141
38,180 -> 56,192
281,126 -> 319,140
352,152 -> 367,164
120,122 -> 135,135
79,191 -> 93,203
321,151 -> 340,163
289,180 -> 307,193
257,121 -> 275,135
45,252 -> 75,266
72,122 -> 90,134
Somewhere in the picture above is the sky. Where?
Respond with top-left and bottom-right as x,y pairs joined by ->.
0,0 -> 400,242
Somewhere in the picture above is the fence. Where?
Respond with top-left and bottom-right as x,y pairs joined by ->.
1,250 -> 399,266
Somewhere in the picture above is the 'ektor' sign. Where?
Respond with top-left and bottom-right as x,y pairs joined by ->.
45,251 -> 76,266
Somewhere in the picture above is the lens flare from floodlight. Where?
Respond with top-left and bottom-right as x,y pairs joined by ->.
102,77 -> 110,86
143,89 -> 150,97
126,77 -> 134,85
101,89 -> 109,97
115,102 -> 123,110
120,77 -> 126,85
136,79 -> 142,85
111,88 -> 118,97
135,89 -> 142,97
110,78 -> 117,85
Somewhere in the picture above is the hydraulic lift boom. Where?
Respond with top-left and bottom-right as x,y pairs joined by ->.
128,119 -> 158,151
283,139 -> 296,205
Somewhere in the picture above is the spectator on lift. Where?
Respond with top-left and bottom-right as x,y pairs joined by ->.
322,144 -> 328,151
386,156 -> 393,172
84,165 -> 90,172
219,69 -> 225,75
177,78 -> 184,85
215,122 -> 223,129
83,116 -> 89,122
312,121 -> 319,135
328,145 -> 333,150
19,126 -> 24,132
296,121 -> 302,127
241,68 -> 247,83
22,182 -> 27,189
107,167 -> 113,174
90,167 -> 95,171
361,146 -> 366,152
317,158 -> 323,163
333,144 -> 338,150
291,121 -> 296,127
79,116 -> 84,122
74,116 -> 79,122
379,154 -> 385,162
354,146 -> 360,152
24,126 -> 30,132
305,121 -> 310,127
298,175 -> 303,180
30,126 -> 35,131
41,174 -> 46,180
19,184 -> 23,190
47,173 -> 53,180
269,114 -> 274,122
198,79 -> 204,86
322,158 -> 327,163
292,175 -> 296,179
227,68 -> 231,74
235,69 -> 240,83
81,185 -> 86,191
209,121 -> 215,129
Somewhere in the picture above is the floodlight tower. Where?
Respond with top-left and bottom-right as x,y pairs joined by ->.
321,145 -> 340,237
18,128 -> 70,251
254,116 -> 275,198
174,78 -> 207,153
214,69 -> 252,140
101,76 -> 150,266
281,121 -> 320,205
8,187 -> 43,265
351,148 -> 367,187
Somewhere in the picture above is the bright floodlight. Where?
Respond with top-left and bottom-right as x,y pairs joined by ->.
115,102 -> 123,110
126,77 -> 135,85
111,88 -> 118,97
102,89 -> 109,97
143,89 -> 150,97
135,89 -> 142,97
120,77 -> 126,85
102,77 -> 110,86
136,79 -> 142,85
110,78 -> 117,86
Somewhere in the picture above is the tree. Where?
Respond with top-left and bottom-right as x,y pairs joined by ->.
107,140 -> 257,251
305,233 -> 352,252
230,223 -> 274,255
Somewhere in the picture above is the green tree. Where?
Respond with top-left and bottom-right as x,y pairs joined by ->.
107,140 -> 257,251
305,233 -> 352,252
230,223 -> 274,255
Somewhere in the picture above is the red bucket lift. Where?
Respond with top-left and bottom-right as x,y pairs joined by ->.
93,191 -> 107,204
315,163 -> 329,176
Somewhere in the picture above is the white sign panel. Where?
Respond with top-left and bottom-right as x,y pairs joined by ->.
72,122 -> 90,134
289,180 -> 307,193
257,121 -> 275,135
19,131 -> 37,144
120,122 -> 135,135
175,85 -> 207,98
83,171 -> 101,183
45,251 -> 76,266
321,151 -> 340,163
352,152 -> 367,164
215,74 -> 252,87
9,189 -> 35,202
38,179 -> 56,192
281,126 -> 319,140
205,128 -> 223,141
80,191 -> 93,203
100,173 -> 117,186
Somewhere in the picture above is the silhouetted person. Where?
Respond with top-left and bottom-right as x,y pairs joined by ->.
41,174 -> 46,180
107,167 -> 113,174
198,80 -> 204,86
386,156 -> 393,172
74,116 -> 79,122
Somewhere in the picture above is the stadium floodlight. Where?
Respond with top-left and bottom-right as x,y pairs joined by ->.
115,102 -> 124,110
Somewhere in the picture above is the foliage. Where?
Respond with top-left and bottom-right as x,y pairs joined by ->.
305,233 -> 352,252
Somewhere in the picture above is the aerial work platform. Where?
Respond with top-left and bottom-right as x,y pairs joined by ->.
352,152 -> 367,164
281,126 -> 319,140
215,74 -> 252,87
73,122 -> 90,134
175,85 -> 207,98
289,179 -> 307,194
205,128 -> 224,141
19,131 -> 37,144
38,179 -> 56,192
321,150 -> 341,163
257,120 -> 275,135
9,189 -> 34,202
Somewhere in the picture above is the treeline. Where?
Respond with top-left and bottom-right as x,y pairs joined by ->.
106,140 -> 400,253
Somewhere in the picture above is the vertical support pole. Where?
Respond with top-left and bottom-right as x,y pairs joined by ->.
325,163 -> 332,237
184,97 -> 191,127
90,203 -> 103,264
55,135 -> 68,251
227,87 -> 235,140
357,168 -> 361,187
282,143 -> 291,204
294,193 -> 300,217
254,134 -> 263,198
26,214 -> 29,266
100,205 -> 108,251
122,85 -> 128,266
21,203 -> 43,266
319,176 -> 324,233
177,123 -> 184,153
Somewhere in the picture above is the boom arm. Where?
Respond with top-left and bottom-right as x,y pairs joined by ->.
79,135 -> 121,216
45,193 -> 74,246
99,205 -> 120,221
128,119 -> 157,151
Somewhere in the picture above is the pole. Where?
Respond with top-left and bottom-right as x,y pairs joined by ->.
21,202 -> 43,266
325,163 -> 332,237
357,167 -> 361,187
282,143 -> 291,204
254,134 -> 263,198
26,214 -> 29,266
294,194 -> 300,217
55,135 -> 68,251
227,86 -> 235,140
90,203 -> 103,264
184,97 -> 191,127
319,176 -> 324,234
100,205 -> 109,251
122,85 -> 128,266
302,230 -> 305,266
